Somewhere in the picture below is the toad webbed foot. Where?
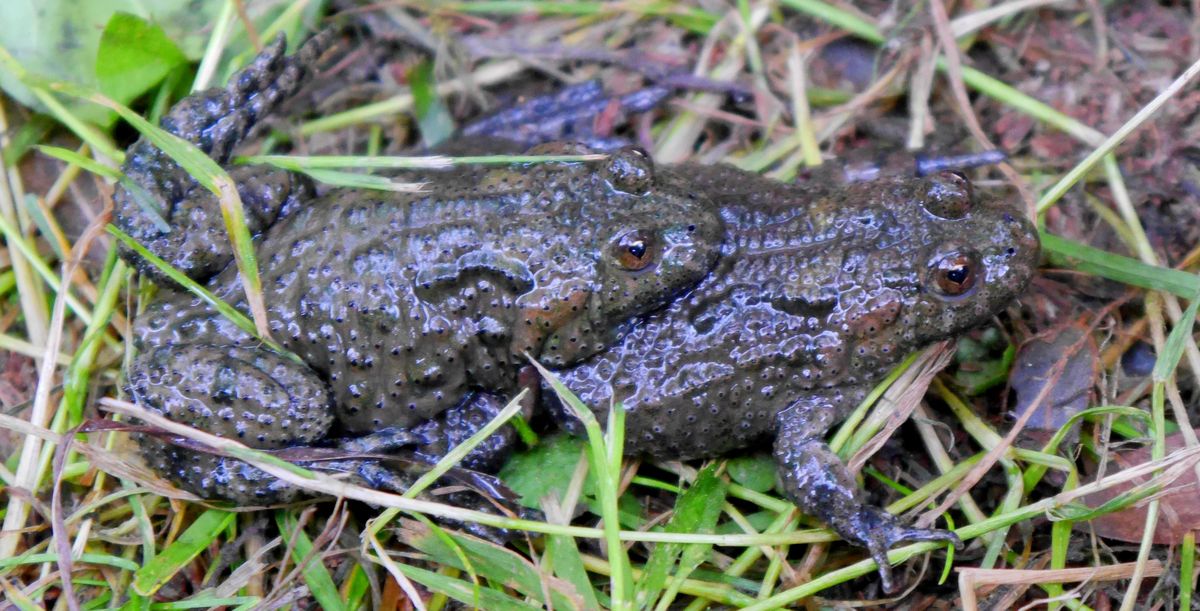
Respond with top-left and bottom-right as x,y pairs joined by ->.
837,504 -> 962,593
773,398 -> 961,593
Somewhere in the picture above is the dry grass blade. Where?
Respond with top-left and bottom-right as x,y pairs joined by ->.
928,0 -> 1034,212
957,561 -> 1166,611
950,0 -> 1069,38
0,236 -> 75,560
1036,55 -> 1200,212
847,343 -> 954,474
98,397 -> 544,526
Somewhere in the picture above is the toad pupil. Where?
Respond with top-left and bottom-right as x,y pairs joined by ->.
946,265 -> 969,284
627,240 -> 647,259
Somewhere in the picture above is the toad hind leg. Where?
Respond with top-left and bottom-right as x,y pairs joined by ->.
773,397 -> 961,593
336,392 -> 521,471
128,343 -> 335,504
113,32 -> 330,283
350,394 -> 526,542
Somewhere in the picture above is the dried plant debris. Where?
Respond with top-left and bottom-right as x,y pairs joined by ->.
1009,321 -> 1098,450
1082,430 -> 1200,545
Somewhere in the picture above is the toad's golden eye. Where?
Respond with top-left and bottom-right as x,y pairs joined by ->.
932,253 -> 977,296
613,230 -> 656,271
923,171 -> 974,219
604,146 -> 655,194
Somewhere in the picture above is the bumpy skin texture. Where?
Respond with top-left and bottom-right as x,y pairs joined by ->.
117,34 -> 724,504
549,167 -> 1040,592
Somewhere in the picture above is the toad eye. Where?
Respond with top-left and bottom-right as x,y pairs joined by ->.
604,146 -> 655,194
931,252 -> 978,296
612,230 -> 656,271
923,171 -> 974,219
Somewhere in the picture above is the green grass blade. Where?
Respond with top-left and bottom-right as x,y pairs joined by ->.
0,552 -> 140,572
34,145 -> 170,231
106,224 -> 300,363
0,213 -> 94,324
242,153 -> 609,170
1153,296 -> 1200,382
404,389 -> 529,499
299,169 -> 428,192
778,0 -> 884,43
1037,57 -> 1200,212
404,523 -> 586,609
532,358 -> 633,610
444,1 -> 718,31
26,66 -> 273,340
780,0 -> 1106,146
0,46 -> 123,161
151,596 -> 260,610
133,509 -> 235,596
391,561 -> 545,611
276,512 -> 347,611
1042,233 -> 1200,298
97,98 -> 270,338
33,145 -> 121,179
1182,531 -> 1196,608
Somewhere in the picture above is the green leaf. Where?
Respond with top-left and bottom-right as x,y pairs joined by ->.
96,12 -> 187,105
675,477 -> 727,558
0,0 -> 219,123
954,341 -> 1017,396
546,533 -> 604,610
499,433 -> 592,509
725,455 -> 777,493
133,509 -> 234,596
410,60 -> 456,148
636,465 -> 728,609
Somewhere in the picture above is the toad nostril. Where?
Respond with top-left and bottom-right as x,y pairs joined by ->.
1003,213 -> 1015,223
1005,247 -> 1016,257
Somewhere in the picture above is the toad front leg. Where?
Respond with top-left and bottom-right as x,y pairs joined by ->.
112,33 -> 329,283
773,393 -> 962,593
